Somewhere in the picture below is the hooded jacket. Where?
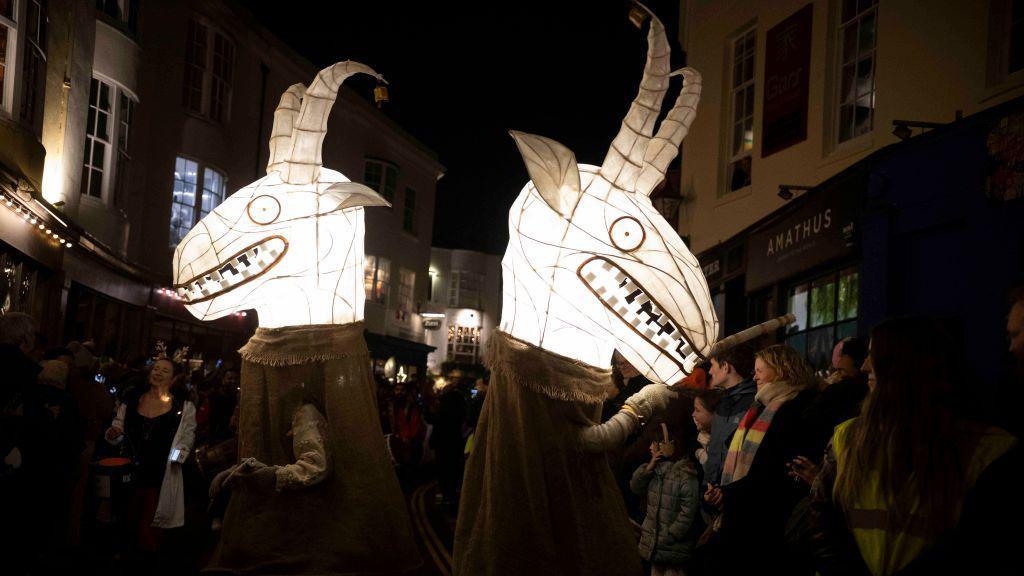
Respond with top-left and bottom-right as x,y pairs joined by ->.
704,378 -> 756,486
631,458 -> 700,565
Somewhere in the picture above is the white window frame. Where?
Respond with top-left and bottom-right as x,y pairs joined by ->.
82,74 -> 138,205
396,267 -> 415,319
0,0 -> 19,117
168,155 -> 227,247
726,26 -> 756,195
182,15 -> 234,123
834,0 -> 878,145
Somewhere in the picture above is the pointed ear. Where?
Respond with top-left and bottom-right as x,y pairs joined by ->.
320,181 -> 391,212
509,130 -> 582,217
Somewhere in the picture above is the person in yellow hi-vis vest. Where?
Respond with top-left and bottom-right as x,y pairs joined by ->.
808,317 -> 1019,576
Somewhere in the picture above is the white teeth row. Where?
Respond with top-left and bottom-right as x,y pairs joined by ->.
178,242 -> 282,301
582,259 -> 693,362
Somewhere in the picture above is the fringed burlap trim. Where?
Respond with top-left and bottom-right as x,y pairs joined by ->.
486,330 -> 612,405
239,322 -> 368,366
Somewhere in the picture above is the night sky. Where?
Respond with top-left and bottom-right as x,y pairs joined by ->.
242,1 -> 684,254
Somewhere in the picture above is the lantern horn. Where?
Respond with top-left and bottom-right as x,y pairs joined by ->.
267,83 -> 306,175
634,68 -> 701,197
280,61 -> 385,185
708,314 -> 796,356
600,2 -> 671,193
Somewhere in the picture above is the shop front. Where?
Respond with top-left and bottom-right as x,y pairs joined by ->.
743,165 -> 865,370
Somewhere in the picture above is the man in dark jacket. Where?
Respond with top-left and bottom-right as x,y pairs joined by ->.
703,344 -> 756,488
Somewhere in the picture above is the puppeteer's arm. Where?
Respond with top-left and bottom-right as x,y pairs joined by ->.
275,403 -> 330,491
576,384 -> 675,453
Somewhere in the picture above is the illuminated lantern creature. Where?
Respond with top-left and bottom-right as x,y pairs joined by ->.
173,62 -> 420,576
454,5 -> 717,575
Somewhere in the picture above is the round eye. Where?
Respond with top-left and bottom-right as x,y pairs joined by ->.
247,195 -> 281,225
609,216 -> 645,252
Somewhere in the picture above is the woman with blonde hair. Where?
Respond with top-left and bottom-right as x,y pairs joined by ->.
709,344 -> 819,573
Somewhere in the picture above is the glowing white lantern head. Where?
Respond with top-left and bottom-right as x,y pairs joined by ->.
172,62 -> 389,328
500,5 -> 718,385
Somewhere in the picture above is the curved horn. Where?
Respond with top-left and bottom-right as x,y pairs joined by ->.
280,61 -> 384,184
267,83 -> 306,175
634,68 -> 701,197
599,2 -> 671,192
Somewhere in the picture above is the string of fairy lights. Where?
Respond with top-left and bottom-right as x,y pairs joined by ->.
1,190 -> 76,249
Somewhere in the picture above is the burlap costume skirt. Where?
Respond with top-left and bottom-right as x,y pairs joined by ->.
206,322 -> 420,575
453,331 -> 642,576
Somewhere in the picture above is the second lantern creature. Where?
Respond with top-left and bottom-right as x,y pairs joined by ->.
453,4 -> 718,575
172,61 -> 421,575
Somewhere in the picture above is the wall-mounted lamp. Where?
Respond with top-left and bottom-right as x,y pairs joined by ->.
778,184 -> 813,201
891,112 -> 961,141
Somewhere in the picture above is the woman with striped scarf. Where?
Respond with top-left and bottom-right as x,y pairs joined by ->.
709,345 -> 819,574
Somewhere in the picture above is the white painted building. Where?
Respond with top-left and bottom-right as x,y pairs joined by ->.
422,247 -> 502,374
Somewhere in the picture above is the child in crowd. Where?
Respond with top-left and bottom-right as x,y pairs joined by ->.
630,422 -> 700,576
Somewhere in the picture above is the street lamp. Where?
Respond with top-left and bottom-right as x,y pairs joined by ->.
778,184 -> 813,201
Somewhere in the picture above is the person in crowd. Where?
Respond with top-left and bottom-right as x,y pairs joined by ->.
104,355 -> 196,570
792,336 -> 870,486
602,350 -> 652,422
389,380 -> 426,488
808,317 -> 1019,576
429,380 -> 467,509
631,422 -> 700,576
19,354 -> 83,572
691,388 -> 720,484
710,344 -> 819,573
1000,284 -> 1024,436
701,343 -> 756,502
1,313 -> 42,575
196,368 -> 238,447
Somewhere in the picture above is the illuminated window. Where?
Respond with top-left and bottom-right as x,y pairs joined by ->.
182,17 -> 234,123
169,156 -> 226,247
785,266 -> 859,370
727,26 -> 756,193
836,0 -> 877,143
447,325 -> 481,364
364,255 -> 391,304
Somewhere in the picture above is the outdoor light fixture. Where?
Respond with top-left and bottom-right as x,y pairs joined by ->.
778,184 -> 813,200
891,118 -> 952,141
172,61 -> 390,328
498,3 -> 717,384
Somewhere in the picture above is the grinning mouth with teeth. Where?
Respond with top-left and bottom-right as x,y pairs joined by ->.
577,256 -> 704,374
174,236 -> 289,304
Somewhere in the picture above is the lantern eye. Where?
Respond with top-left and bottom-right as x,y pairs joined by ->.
609,216 -> 645,252
247,195 -> 281,225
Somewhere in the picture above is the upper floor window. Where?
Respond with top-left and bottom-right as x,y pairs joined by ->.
112,92 -> 134,206
836,0 -> 877,144
18,0 -> 44,135
182,17 -> 234,123
727,27 -> 756,193
96,0 -> 137,35
169,156 -> 226,247
448,270 -> 483,309
364,255 -> 391,305
396,268 -> 415,320
82,76 -> 137,204
363,159 -> 398,205
0,0 -> 17,115
402,187 -> 416,234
